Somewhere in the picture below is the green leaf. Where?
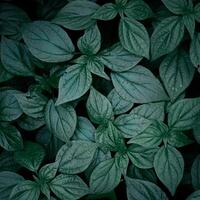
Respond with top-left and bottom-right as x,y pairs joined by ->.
193,122 -> 200,144
92,3 -> 118,21
0,89 -> 22,122
0,123 -> 23,151
114,113 -> 151,138
52,0 -> 99,30
50,174 -> 89,200
111,65 -> 168,103
194,3 -> 200,22
183,14 -> 195,39
186,190 -> 200,200
86,87 -> 113,125
0,61 -> 13,83
58,141 -> 97,174
160,49 -> 195,100
151,16 -> 184,60
56,64 -> 92,105
126,177 -> 168,200
191,155 -> 200,190
115,0 -> 128,6
124,0 -> 153,20
128,144 -> 158,169
90,158 -> 121,194
15,90 -> 48,119
77,24 -> 101,55
10,180 -> 40,200
130,102 -> 165,121
119,17 -> 150,58
73,116 -> 95,142
190,33 -> 200,68
45,100 -> 77,142
14,141 -> 46,172
154,145 -> 184,195
0,171 -> 24,200
22,21 -> 74,62
108,89 -> 133,115
115,153 -> 129,175
128,121 -> 167,147
99,43 -> 142,72
1,37 -> 34,76
168,97 -> 200,131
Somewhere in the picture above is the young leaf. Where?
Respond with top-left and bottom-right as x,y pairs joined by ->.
190,33 -> 200,68
119,17 -> 150,58
14,141 -> 46,172
77,24 -> 101,55
92,3 -> 118,21
0,123 -> 23,151
58,141 -> 97,174
124,0 -> 153,20
160,49 -> 195,100
115,153 -> 129,175
126,177 -> 168,200
89,158 -> 121,194
50,174 -> 89,200
151,16 -> 184,60
99,43 -> 142,72
45,100 -> 77,142
23,21 -> 74,62
52,0 -> 99,30
86,87 -> 113,125
154,145 -> 184,195
111,65 -> 168,103
168,97 -> 200,131
56,64 -> 92,105
191,155 -> 200,190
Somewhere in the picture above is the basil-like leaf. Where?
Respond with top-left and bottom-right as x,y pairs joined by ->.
0,60 -> 13,83
52,0 -> 99,30
126,177 -> 168,200
119,17 -> 150,58
151,16 -> 184,60
23,21 -> 74,62
190,33 -> 200,68
111,65 -> 168,103
186,190 -> 200,200
45,100 -> 77,142
115,153 -> 129,175
56,64 -> 92,105
191,155 -> 200,190
183,14 -> 195,39
195,3 -> 200,22
90,158 -> 121,194
154,145 -> 184,195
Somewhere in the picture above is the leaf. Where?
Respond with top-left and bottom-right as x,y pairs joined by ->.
160,49 -> 195,100
86,87 -> 113,125
151,16 -> 184,60
50,174 -> 89,200
128,121 -> 168,147
99,43 -> 142,72
111,65 -> 168,103
52,0 -> 99,30
77,24 -> 101,55
45,100 -> 77,142
194,3 -> 200,22
89,158 -> 121,194
190,33 -> 200,68
0,89 -> 22,122
191,155 -> 200,190
119,17 -> 150,58
193,122 -> 200,144
73,116 -> 95,142
0,123 -> 23,151
22,21 -> 74,62
14,141 -> 46,172
154,145 -> 184,195
168,97 -> 200,131
126,177 -> 168,200
186,190 -> 200,200
107,89 -> 133,115
58,141 -> 97,174
183,14 -> 195,39
124,0 -> 153,20
56,64 -> 92,105
10,180 -> 40,200
0,171 -> 24,200
1,37 -> 34,76
114,113 -> 151,138
0,61 -> 13,83
115,153 -> 129,175
130,102 -> 165,121
15,90 -> 48,119
92,3 -> 118,21
128,144 -> 158,169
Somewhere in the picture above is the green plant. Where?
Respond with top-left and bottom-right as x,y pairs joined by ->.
0,0 -> 200,199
